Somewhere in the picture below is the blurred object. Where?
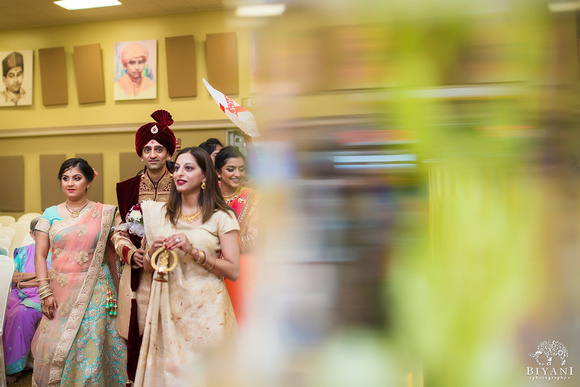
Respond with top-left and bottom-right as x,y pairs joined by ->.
211,1 -> 580,387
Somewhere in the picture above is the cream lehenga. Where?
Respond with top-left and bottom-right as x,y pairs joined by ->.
134,201 -> 239,386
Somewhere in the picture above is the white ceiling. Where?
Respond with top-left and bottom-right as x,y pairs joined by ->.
0,0 -> 227,31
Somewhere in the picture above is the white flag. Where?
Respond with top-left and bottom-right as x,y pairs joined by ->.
202,78 -> 260,138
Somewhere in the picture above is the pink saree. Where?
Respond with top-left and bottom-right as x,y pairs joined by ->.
31,203 -> 127,387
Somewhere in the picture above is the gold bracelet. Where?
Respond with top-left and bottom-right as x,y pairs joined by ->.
38,285 -> 51,293
38,287 -> 51,294
17,281 -> 22,290
208,255 -> 216,271
38,284 -> 50,291
39,292 -> 53,300
35,278 -> 50,282
193,249 -> 202,263
199,250 -> 207,265
38,289 -> 51,297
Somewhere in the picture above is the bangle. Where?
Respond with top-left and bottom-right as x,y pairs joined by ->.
207,255 -> 215,271
35,278 -> 50,282
38,288 -> 52,298
38,284 -> 50,292
17,281 -> 22,290
199,250 -> 207,265
39,291 -> 53,300
188,245 -> 196,258
193,249 -> 202,263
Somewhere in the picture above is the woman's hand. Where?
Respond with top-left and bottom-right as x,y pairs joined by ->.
12,271 -> 36,284
41,295 -> 58,320
145,236 -> 167,273
163,233 -> 193,255
148,236 -> 167,257
18,279 -> 39,289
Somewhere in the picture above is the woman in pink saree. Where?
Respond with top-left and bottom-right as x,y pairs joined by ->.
31,158 -> 127,387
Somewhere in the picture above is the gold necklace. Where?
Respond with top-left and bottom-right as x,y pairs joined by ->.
223,187 -> 242,204
179,208 -> 202,223
66,199 -> 89,218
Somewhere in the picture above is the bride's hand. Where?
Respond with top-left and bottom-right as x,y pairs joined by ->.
41,295 -> 58,320
164,233 -> 192,254
148,237 -> 166,257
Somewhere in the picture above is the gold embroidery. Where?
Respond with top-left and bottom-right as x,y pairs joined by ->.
57,301 -> 72,318
138,173 -> 173,203
77,224 -> 88,237
53,248 -> 63,259
56,272 -> 69,287
92,207 -> 99,217
48,267 -> 57,280
68,250 -> 89,265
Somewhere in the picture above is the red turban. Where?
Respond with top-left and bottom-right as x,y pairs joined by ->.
135,110 -> 176,156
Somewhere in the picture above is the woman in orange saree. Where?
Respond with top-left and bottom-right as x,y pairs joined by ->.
215,146 -> 261,324
31,158 -> 127,387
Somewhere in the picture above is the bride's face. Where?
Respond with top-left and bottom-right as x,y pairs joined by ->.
61,166 -> 90,201
173,152 -> 206,194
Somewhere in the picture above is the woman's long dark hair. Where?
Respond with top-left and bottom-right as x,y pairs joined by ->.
165,147 -> 234,225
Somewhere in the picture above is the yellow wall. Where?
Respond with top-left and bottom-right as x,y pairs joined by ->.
0,10 -> 248,216
0,8 -> 375,217
0,9 -> 251,130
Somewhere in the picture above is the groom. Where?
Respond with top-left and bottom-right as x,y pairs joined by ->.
112,109 -> 177,384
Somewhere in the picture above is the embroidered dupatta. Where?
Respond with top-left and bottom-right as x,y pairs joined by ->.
228,187 -> 261,253
32,203 -> 116,387
225,187 -> 261,323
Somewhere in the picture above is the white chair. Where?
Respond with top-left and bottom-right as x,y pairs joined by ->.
0,216 -> 15,227
17,213 -> 42,224
9,223 -> 31,255
0,227 -> 15,241
0,246 -> 8,256
0,254 -> 15,387
0,235 -> 10,251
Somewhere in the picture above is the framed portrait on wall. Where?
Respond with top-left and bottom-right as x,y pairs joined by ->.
0,49 -> 33,107
114,40 -> 157,100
